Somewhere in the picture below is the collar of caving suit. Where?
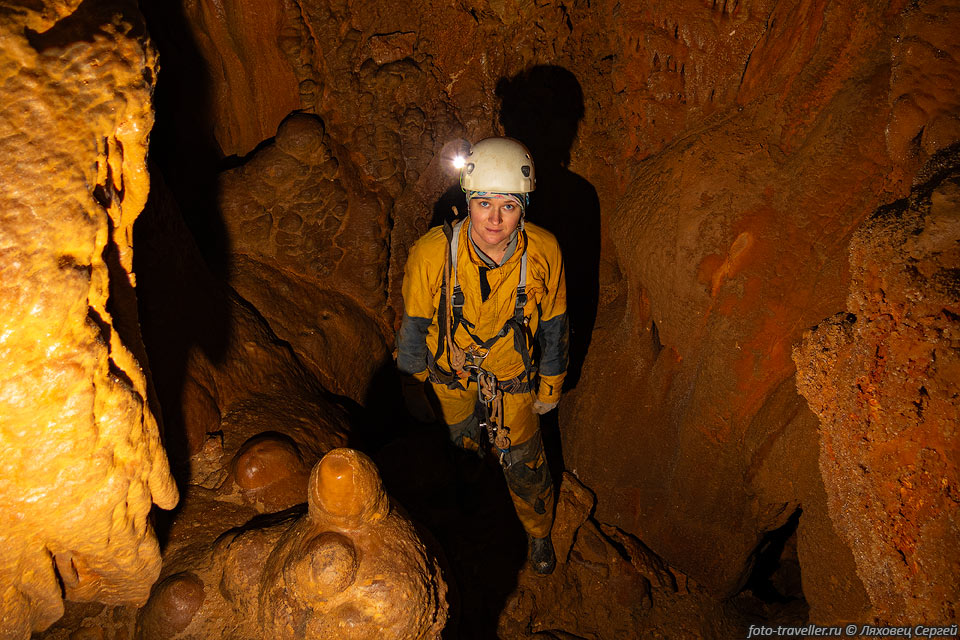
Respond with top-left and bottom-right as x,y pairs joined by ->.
465,191 -> 526,267
467,223 -> 522,267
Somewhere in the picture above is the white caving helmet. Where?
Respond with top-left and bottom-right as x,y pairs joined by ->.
460,137 -> 536,193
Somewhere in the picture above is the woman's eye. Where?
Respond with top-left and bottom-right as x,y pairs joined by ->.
503,204 -> 515,211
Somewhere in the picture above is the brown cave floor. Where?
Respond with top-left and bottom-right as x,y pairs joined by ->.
39,384 -> 810,639
32,352 -> 813,640
364,386 -> 811,639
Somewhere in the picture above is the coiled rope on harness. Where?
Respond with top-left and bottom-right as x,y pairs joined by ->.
476,367 -> 511,466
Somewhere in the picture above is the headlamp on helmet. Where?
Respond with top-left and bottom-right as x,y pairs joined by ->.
459,137 -> 535,193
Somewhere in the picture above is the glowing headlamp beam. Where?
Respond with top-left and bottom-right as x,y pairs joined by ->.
452,155 -> 466,169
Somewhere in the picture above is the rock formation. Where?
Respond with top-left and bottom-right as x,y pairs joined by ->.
794,154 -> 960,624
217,113 -> 392,402
136,448 -> 448,640
498,473 -> 745,638
3,0 -> 959,635
0,2 -> 178,637
560,0 -> 960,606
143,0 -> 960,609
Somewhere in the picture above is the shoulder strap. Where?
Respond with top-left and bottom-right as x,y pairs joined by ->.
515,229 -> 528,321
441,221 -> 536,381
450,218 -> 465,305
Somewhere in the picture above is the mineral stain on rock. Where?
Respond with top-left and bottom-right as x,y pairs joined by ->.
794,152 -> 960,625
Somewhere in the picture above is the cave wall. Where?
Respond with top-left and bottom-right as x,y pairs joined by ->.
561,0 -> 960,603
142,0 -> 960,613
3,0 -> 958,634
794,155 -> 960,624
0,2 -> 178,637
216,113 -> 392,402
35,101 -> 442,640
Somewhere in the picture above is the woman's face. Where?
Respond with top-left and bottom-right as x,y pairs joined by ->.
468,197 -> 523,252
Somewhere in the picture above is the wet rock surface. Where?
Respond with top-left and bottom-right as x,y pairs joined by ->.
794,153 -> 960,624
133,448 -> 448,640
4,0 -> 959,636
0,2 -> 178,637
217,113 -> 392,402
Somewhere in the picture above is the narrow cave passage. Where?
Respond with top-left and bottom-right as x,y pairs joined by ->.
3,1 -> 958,639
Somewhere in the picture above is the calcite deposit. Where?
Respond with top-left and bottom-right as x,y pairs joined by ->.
217,113 -> 392,402
135,448 -> 448,640
6,0 -> 960,635
0,1 -> 178,637
794,155 -> 960,624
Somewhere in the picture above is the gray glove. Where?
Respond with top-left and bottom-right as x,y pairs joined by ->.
532,399 -> 559,415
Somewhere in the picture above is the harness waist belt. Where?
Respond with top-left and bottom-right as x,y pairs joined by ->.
426,354 -> 533,394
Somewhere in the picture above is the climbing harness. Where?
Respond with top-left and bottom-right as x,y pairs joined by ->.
427,208 -> 536,388
454,345 -> 510,466
428,205 -> 538,467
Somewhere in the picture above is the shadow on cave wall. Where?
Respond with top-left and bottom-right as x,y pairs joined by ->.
136,1 -> 232,541
497,65 -> 601,393
141,0 -> 230,276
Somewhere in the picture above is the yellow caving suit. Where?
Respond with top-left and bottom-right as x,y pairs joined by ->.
397,218 -> 568,538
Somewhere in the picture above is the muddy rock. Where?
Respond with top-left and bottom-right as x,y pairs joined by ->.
561,1 -> 960,598
498,473 -> 741,639
131,166 -> 352,534
218,113 -> 392,401
794,153 -> 960,624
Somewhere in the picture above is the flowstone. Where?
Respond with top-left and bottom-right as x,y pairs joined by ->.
0,2 -> 177,637
135,448 -> 447,640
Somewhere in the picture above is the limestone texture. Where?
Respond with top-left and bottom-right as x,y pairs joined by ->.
0,2 -> 178,637
144,0 -> 960,608
140,0 -> 960,620
7,0 -> 960,635
558,0 -> 960,603
134,448 -> 448,640
132,168 -> 353,472
217,113 -> 392,402
794,154 -> 960,624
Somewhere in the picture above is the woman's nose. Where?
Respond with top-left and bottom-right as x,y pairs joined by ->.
493,206 -> 503,223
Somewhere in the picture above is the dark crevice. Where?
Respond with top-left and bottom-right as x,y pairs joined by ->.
742,509 -> 805,606
651,319 -> 663,358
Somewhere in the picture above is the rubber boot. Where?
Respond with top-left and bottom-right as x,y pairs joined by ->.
528,533 -> 556,575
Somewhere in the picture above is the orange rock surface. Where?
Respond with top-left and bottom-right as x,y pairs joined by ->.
135,449 -> 447,640
794,156 -> 960,624
130,0 -> 960,620
5,0 -> 959,634
0,2 -> 177,637
217,113 -> 392,401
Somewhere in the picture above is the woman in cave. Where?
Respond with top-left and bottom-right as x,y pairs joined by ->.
396,136 -> 568,575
